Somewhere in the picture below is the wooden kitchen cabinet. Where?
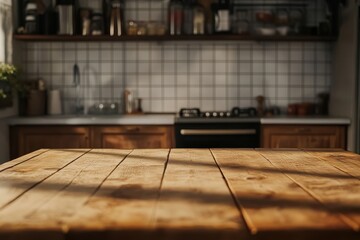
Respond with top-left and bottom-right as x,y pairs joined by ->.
10,126 -> 90,158
10,125 -> 175,159
91,126 -> 174,149
261,125 -> 346,149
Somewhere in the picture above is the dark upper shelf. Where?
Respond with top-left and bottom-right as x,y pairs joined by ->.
13,34 -> 337,42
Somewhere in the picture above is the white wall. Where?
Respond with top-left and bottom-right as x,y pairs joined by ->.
330,2 -> 358,152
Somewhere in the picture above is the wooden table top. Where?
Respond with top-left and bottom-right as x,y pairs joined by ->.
0,148 -> 359,240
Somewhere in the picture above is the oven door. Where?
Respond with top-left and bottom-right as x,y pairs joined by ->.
175,122 -> 260,148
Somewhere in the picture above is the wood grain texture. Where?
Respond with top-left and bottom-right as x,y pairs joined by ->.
154,149 -> 247,240
0,149 -> 89,240
0,149 -> 48,172
0,149 -> 359,240
305,150 -> 360,179
0,149 -> 89,210
258,149 -> 360,232
91,126 -> 174,149
212,148 -> 355,240
261,125 -> 346,149
11,126 -> 91,158
0,149 -> 131,240
65,149 -> 169,240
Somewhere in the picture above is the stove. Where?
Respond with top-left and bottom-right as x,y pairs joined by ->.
179,107 -> 257,118
175,107 -> 260,148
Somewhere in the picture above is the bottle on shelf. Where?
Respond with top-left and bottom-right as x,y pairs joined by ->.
193,1 -> 205,35
168,0 -> 184,35
109,0 -> 124,36
79,8 -> 92,36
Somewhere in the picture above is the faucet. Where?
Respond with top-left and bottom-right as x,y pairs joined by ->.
73,64 -> 84,114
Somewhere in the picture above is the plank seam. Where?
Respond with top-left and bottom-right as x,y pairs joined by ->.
301,149 -> 360,168
0,149 -> 91,212
81,149 -> 134,206
24,152 -> 108,220
304,151 -> 360,181
258,150 -> 360,232
0,149 -> 50,173
150,148 -> 171,224
58,149 -> 134,235
209,148 -> 257,235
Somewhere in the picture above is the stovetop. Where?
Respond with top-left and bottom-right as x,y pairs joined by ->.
179,107 -> 258,118
176,107 -> 260,123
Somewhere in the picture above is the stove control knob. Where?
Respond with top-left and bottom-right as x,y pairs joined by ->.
212,112 -> 218,117
219,112 -> 225,117
248,107 -> 257,117
205,112 -> 211,117
231,107 -> 241,117
226,112 -> 231,117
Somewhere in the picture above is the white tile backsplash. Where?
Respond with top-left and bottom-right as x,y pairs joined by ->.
215,100 -> 227,111
21,40 -> 332,114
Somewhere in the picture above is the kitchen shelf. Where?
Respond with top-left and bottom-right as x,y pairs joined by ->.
13,34 -> 337,42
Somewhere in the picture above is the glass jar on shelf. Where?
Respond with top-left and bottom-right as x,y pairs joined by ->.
90,13 -> 104,35
127,20 -> 138,35
193,1 -> 205,35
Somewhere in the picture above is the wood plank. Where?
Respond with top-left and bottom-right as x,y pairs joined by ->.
27,149 -> 131,224
64,149 -> 169,240
0,149 -> 131,240
305,150 -> 360,179
1,148 -> 359,240
0,149 -> 49,172
153,149 -> 247,240
0,149 -> 88,210
258,149 -> 360,235
211,148 -> 354,240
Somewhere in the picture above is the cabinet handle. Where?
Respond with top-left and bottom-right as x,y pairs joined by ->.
125,127 -> 140,132
180,129 -> 257,136
297,128 -> 311,133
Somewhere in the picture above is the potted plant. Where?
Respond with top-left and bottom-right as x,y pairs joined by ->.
0,63 -> 26,110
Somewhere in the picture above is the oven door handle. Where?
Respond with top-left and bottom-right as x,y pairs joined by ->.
180,129 -> 257,135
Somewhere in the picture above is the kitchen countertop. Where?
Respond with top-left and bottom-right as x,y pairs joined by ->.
260,116 -> 351,125
5,114 -> 351,125
5,114 -> 176,125
0,148 -> 359,240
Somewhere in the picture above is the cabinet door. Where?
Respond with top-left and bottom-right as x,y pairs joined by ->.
10,126 -> 90,158
92,126 -> 174,149
261,125 -> 346,149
